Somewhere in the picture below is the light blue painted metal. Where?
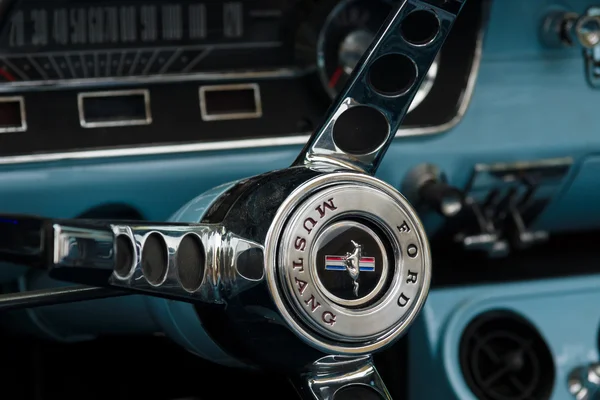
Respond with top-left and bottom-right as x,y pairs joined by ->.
410,275 -> 600,400
534,155 -> 600,231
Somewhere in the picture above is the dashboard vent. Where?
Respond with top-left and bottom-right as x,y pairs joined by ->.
459,310 -> 554,400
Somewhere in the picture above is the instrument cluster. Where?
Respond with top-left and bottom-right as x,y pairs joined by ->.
0,0 -> 485,162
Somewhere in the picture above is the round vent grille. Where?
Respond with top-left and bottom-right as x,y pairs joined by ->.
459,310 -> 555,400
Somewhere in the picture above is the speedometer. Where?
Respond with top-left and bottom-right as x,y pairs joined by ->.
296,0 -> 438,112
0,0 -> 300,90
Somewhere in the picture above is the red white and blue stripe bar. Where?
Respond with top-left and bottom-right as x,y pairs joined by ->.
324,256 -> 376,272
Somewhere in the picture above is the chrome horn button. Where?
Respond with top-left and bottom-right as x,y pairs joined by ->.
265,172 -> 431,354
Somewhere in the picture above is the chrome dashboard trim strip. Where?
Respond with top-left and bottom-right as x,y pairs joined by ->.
0,136 -> 309,165
0,8 -> 486,166
0,285 -> 128,312
0,95 -> 26,133
0,66 -> 307,92
78,89 -> 152,128
199,83 -> 263,121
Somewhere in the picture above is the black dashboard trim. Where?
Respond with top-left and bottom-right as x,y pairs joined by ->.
0,0 -> 490,165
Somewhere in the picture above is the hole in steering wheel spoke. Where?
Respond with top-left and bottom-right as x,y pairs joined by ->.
368,54 -> 418,97
177,233 -> 205,292
141,233 -> 169,285
400,10 -> 441,46
115,235 -> 135,278
332,105 -> 390,155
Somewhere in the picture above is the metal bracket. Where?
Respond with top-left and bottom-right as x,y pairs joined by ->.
455,157 -> 572,257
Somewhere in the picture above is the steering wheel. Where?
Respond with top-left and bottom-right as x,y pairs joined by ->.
0,1 -> 465,399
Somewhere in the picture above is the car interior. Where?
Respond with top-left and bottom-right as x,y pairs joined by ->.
0,0 -> 598,399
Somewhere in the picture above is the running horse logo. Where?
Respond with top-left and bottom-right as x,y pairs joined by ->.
325,241 -> 375,297
344,240 -> 362,297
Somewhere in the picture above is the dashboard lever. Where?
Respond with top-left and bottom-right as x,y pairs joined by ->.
457,198 -> 509,257
449,158 -> 570,257
419,181 -> 463,217
402,164 -> 463,218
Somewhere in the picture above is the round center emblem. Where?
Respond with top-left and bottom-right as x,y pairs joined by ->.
314,221 -> 388,307
267,172 -> 431,353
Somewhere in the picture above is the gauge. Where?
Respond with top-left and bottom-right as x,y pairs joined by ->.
0,0 -> 302,91
297,0 -> 438,112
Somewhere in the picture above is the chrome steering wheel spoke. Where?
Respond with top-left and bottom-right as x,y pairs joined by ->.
295,0 -> 465,175
293,355 -> 392,400
0,215 -> 264,304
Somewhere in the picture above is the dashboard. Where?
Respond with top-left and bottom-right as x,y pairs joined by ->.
0,0 -> 481,160
0,0 -> 599,400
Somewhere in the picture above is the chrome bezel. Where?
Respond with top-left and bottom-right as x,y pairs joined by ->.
78,89 -> 152,128
264,172 -> 431,354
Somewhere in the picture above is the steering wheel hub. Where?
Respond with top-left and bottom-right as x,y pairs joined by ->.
266,172 -> 431,354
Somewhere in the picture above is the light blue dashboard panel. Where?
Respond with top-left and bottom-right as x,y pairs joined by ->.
535,155 -> 600,231
409,275 -> 600,400
0,0 -> 598,377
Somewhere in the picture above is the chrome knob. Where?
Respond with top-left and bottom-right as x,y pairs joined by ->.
576,14 -> 600,49
540,7 -> 600,88
568,363 -> 600,400
402,164 -> 463,218
540,10 -> 600,49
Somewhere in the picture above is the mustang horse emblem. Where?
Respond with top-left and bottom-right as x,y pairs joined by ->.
325,241 -> 375,298
344,240 -> 362,297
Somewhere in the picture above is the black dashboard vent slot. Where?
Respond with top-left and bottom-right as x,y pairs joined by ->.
459,310 -> 554,400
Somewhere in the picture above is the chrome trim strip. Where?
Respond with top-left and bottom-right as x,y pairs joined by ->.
0,95 -> 26,133
0,286 -> 128,312
199,83 -> 262,121
0,67 -> 307,92
0,7 -> 486,165
78,89 -> 152,128
0,136 -> 308,165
